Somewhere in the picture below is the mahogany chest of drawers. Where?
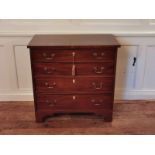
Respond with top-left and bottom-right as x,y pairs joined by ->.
28,35 -> 120,122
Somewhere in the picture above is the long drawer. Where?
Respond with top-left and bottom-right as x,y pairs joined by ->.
31,48 -> 115,62
33,62 -> 114,76
36,94 -> 113,109
35,77 -> 114,93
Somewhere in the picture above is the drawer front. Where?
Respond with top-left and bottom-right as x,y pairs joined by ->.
31,48 -> 115,62
33,62 -> 114,76
35,77 -> 114,93
31,50 -> 72,62
76,62 -> 114,75
75,50 -> 115,62
36,94 -> 113,109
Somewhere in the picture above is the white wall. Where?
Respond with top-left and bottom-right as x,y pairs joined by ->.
1,19 -> 155,101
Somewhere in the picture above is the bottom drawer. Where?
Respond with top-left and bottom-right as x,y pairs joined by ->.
36,94 -> 113,109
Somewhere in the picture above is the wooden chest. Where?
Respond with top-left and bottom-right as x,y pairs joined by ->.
27,35 -> 120,122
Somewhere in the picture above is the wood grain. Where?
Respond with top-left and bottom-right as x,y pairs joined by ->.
0,101 -> 155,135
28,35 -> 120,47
31,49 -> 116,62
35,76 -> 114,93
28,35 -> 119,122
33,62 -> 114,76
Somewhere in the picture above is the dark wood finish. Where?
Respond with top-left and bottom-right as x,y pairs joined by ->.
36,94 -> 113,109
35,109 -> 113,122
31,48 -> 115,62
28,34 -> 120,47
33,62 -> 114,76
28,34 -> 120,122
35,77 -> 114,93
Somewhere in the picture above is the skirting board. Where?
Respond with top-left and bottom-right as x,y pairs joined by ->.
115,90 -> 155,100
0,90 -> 155,101
0,90 -> 33,101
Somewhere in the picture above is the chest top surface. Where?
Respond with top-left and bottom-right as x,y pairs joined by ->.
27,34 -> 120,48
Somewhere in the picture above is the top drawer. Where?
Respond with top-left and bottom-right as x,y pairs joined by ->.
31,48 -> 115,62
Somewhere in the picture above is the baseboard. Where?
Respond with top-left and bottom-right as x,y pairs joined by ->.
0,90 -> 155,101
115,90 -> 155,100
0,90 -> 33,101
